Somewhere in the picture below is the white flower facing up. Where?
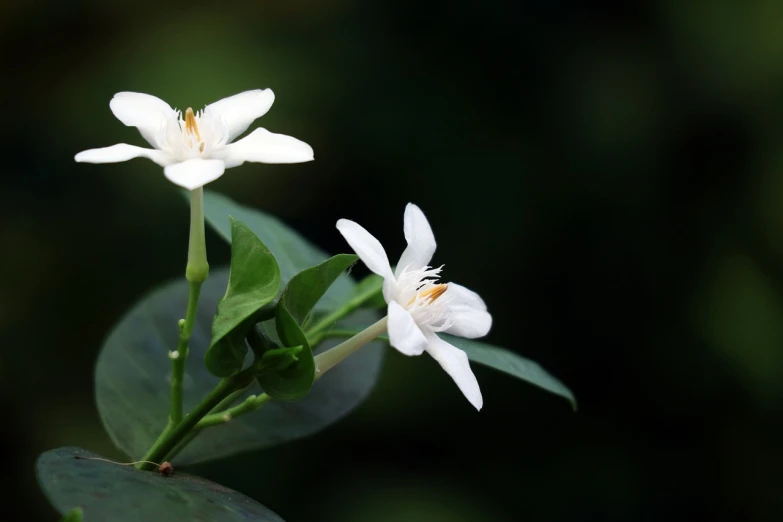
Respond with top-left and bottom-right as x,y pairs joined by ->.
336,204 -> 492,410
74,90 -> 314,190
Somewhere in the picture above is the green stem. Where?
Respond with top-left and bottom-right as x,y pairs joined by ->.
213,382 -> 255,412
143,420 -> 176,463
163,384 -> 249,462
164,430 -> 199,463
169,283 -> 201,424
140,188 -> 211,468
306,286 -> 384,344
137,369 -> 255,470
164,381 -> 256,461
197,393 -> 273,428
313,316 -> 388,377
168,188 -> 209,425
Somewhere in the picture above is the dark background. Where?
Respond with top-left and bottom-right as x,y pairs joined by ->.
2,1 -> 783,520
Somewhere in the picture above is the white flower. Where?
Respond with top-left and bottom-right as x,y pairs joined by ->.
74,90 -> 313,190
336,204 -> 492,410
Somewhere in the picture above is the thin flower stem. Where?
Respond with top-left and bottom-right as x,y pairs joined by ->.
313,316 -> 388,377
197,393 -> 273,428
318,329 -> 390,343
144,187 -> 210,463
306,308 -> 350,344
170,188 -> 209,425
169,282 -> 201,425
305,285 -> 384,345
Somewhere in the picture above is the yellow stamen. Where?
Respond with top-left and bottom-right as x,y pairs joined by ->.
184,107 -> 201,141
409,284 -> 448,305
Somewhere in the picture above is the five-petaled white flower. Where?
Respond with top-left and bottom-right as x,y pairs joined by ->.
337,204 -> 492,410
74,90 -> 313,190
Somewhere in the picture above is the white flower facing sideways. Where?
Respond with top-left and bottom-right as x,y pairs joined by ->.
74,90 -> 313,190
337,204 -> 492,410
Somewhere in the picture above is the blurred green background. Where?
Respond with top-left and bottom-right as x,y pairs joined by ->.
3,0 -> 783,520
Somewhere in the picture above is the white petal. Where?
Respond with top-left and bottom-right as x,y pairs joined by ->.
395,203 -> 437,276
387,301 -> 427,356
446,283 -> 488,311
426,333 -> 483,410
443,283 -> 492,338
336,219 -> 395,281
74,144 -> 172,166
444,308 -> 492,339
217,128 -> 314,168
206,89 -> 276,142
109,92 -> 176,148
163,159 -> 226,190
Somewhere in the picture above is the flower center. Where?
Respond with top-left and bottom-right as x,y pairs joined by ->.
395,267 -> 454,332
183,107 -> 205,154
409,284 -> 448,306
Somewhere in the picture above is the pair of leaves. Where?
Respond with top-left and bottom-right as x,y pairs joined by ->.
259,253 -> 358,399
207,215 -> 359,400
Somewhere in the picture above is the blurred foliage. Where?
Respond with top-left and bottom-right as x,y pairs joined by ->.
3,0 -> 783,520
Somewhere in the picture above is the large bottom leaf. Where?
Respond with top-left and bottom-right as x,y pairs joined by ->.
95,269 -> 384,465
36,447 -> 283,521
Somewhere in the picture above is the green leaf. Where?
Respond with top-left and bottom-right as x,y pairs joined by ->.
37,447 -> 282,521
207,219 -> 281,377
281,254 -> 358,325
95,269 -> 384,465
441,335 -> 576,409
202,190 -> 351,311
255,304 -> 315,400
60,507 -> 83,522
207,327 -> 251,378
